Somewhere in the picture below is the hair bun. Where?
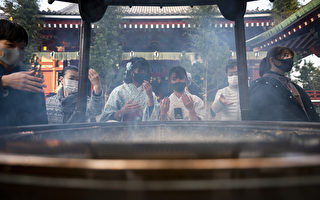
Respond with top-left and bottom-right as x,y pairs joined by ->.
259,57 -> 269,77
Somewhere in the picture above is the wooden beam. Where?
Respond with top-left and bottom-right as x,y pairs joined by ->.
295,32 -> 313,49
300,32 -> 318,49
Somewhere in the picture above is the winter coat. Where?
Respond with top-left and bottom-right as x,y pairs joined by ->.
46,87 -> 104,123
0,64 -> 48,127
248,74 -> 319,122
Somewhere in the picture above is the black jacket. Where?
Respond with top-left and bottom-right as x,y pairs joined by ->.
248,75 -> 319,122
0,64 -> 48,127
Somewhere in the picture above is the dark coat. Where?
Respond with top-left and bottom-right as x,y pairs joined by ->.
248,75 -> 319,122
0,64 -> 48,127
46,87 -> 104,124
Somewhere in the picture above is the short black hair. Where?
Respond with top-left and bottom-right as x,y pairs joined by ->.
62,65 -> 79,77
259,46 -> 294,76
226,60 -> 237,73
169,66 -> 187,81
124,57 -> 151,83
0,19 -> 28,45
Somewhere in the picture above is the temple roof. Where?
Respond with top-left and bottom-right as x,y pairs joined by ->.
246,0 -> 320,56
121,6 -> 191,15
41,4 -> 191,15
40,3 -> 270,16
57,3 -> 79,15
39,3 -> 272,30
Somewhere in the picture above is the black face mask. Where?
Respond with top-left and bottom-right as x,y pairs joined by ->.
171,82 -> 186,93
276,58 -> 294,72
133,73 -> 149,85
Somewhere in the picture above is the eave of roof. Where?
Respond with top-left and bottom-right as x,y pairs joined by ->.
50,0 -> 257,7
246,0 -> 320,48
40,4 -> 271,17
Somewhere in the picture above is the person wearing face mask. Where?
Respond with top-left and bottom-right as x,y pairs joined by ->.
46,65 -> 104,123
211,61 -> 241,120
0,19 -> 48,126
100,57 -> 159,122
249,46 -> 319,122
160,66 -> 205,121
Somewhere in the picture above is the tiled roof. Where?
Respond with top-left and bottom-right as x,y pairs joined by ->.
40,4 -> 191,15
58,3 -> 79,15
247,0 -> 320,49
40,3 -> 270,16
122,6 -> 191,15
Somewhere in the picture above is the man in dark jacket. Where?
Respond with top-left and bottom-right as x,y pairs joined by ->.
249,46 -> 319,122
0,19 -> 48,126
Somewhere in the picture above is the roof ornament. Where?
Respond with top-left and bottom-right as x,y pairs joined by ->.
153,51 -> 159,58
129,51 -> 135,58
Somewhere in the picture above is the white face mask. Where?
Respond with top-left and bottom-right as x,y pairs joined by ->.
228,75 -> 238,87
0,47 -> 21,66
64,79 -> 78,94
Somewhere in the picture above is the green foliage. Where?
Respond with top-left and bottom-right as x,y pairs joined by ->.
294,60 -> 320,90
182,5 -> 231,100
191,28 -> 230,86
90,6 -> 124,91
0,0 -> 42,68
271,0 -> 299,25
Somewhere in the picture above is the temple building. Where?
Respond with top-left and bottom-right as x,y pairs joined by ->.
247,0 -> 320,56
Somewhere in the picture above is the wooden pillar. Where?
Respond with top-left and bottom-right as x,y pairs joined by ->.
234,16 -> 250,120
74,20 -> 92,122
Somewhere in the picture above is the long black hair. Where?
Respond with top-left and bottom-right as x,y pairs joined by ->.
124,57 -> 151,83
259,46 -> 294,77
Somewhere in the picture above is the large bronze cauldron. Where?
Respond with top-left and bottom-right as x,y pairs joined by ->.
0,121 -> 319,199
